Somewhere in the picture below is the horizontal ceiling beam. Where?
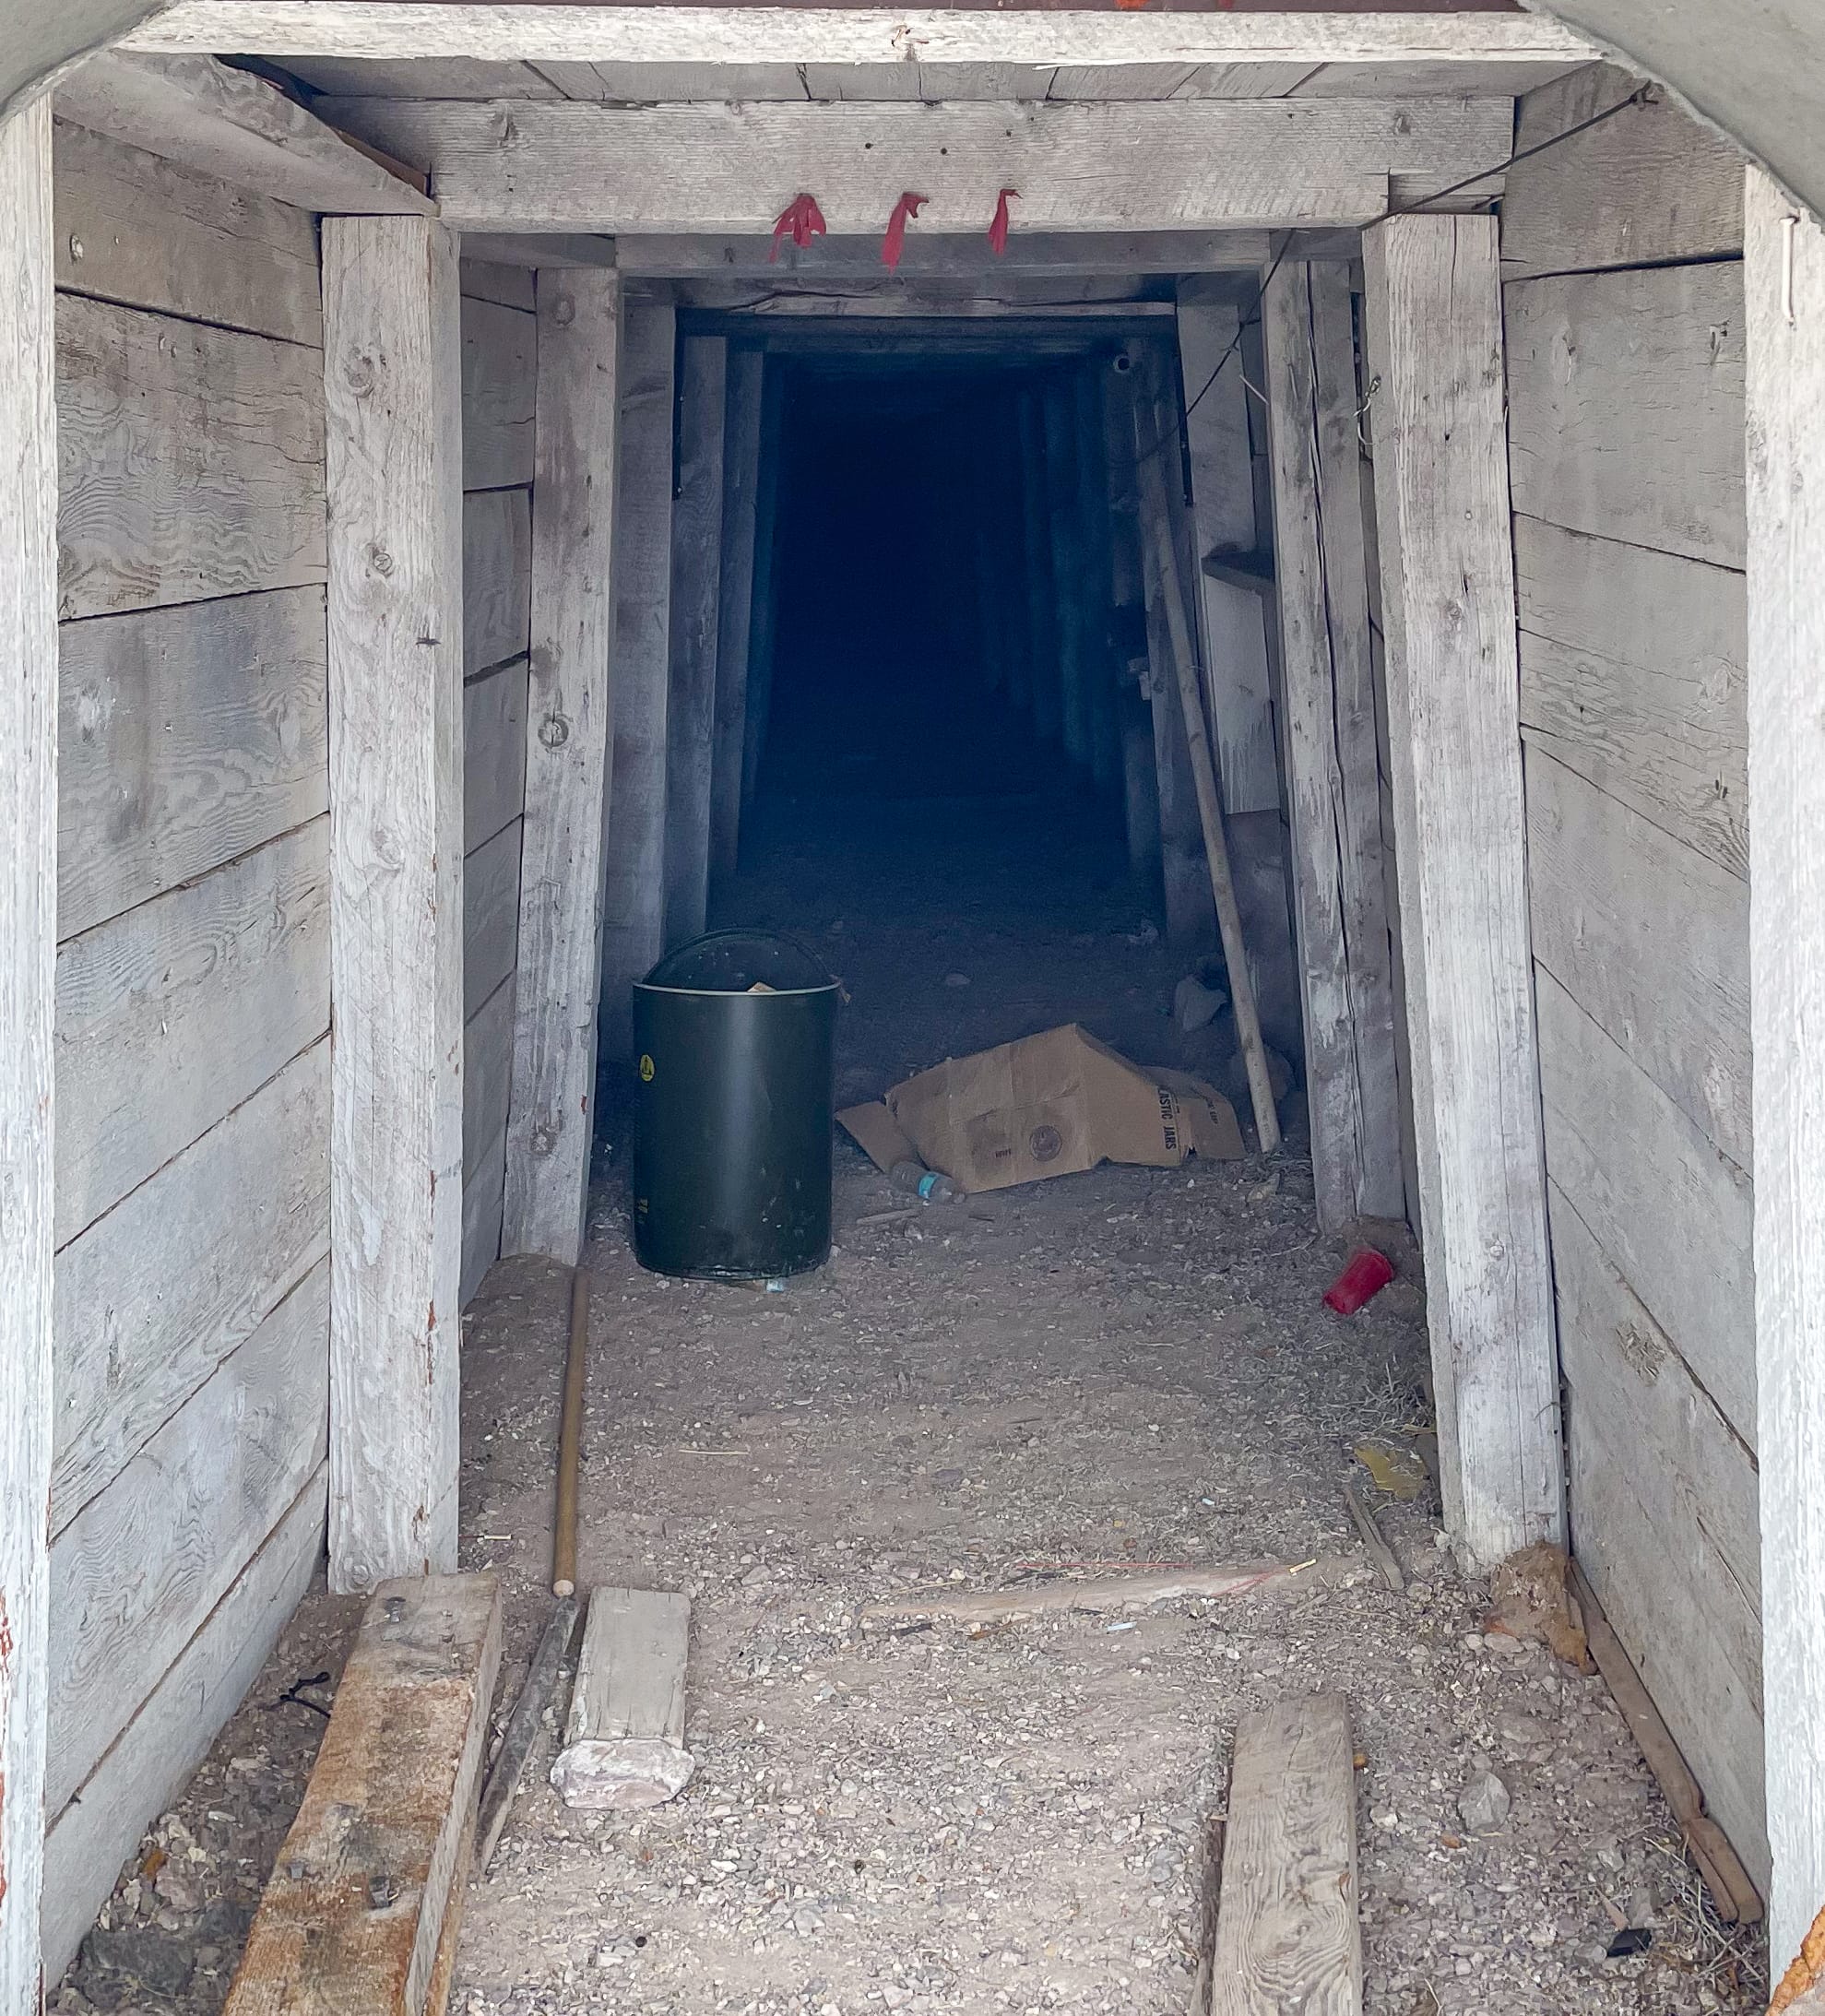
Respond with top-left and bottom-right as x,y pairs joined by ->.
676,288 -> 1177,317
612,228 -> 1273,277
319,94 -> 1515,234
123,6 -> 1594,70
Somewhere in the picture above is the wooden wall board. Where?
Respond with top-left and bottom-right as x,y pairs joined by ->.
53,816 -> 330,1248
1505,260 -> 1747,569
1500,64 -> 1745,279
461,291 -> 536,490
55,291 -> 327,620
1041,374 -> 1091,768
47,1258 -> 328,1814
57,584 -> 330,942
1526,745 -> 1749,1170
464,813 -> 522,1020
1535,967 -> 1755,1446
52,1038 -> 329,1533
41,1465 -> 326,1986
462,484 -> 532,675
283,54 -> 565,101
461,1115 -> 507,1306
1515,515 -> 1747,880
465,975 -> 516,1186
53,119 -> 323,347
458,253 -> 536,311
711,347 -> 764,884
463,655 -> 528,854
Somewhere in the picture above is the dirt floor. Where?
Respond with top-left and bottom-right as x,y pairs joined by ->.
56,794 -> 1768,2016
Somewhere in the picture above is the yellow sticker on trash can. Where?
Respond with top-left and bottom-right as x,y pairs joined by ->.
638,1053 -> 655,1083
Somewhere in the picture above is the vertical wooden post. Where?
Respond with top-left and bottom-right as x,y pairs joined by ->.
0,95 -> 56,2002
1017,386 -> 1062,744
740,364 -> 786,814
1073,366 -> 1120,794
1360,212 -> 1562,1570
1043,377 -> 1091,769
1103,358 -> 1162,880
1746,167 -> 1825,1977
663,332 -> 726,949
322,214 -> 466,1593
710,346 -> 764,883
599,291 -> 675,1061
502,267 -> 620,1269
1262,259 -> 1404,1231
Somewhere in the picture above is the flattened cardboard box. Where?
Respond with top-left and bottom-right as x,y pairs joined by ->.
839,1023 -> 1244,1194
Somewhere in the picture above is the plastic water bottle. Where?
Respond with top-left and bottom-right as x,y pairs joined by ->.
890,1160 -> 962,1204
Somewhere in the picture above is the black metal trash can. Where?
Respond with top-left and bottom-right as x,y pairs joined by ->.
632,930 -> 839,1280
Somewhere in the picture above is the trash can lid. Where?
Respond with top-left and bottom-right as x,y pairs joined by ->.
639,929 -> 836,996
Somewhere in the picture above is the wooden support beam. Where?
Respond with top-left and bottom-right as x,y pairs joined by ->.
1360,211 -> 1561,1570
0,94 -> 55,2011
1043,376 -> 1092,771
1016,386 -> 1063,745
711,348 -> 764,884
503,267 -> 621,1269
312,96 -> 1514,237
740,366 -> 786,815
56,52 -> 433,213
599,291 -> 675,1062
1101,359 -> 1162,880
1747,166 -> 1825,1980
462,229 -> 614,270
663,333 -> 727,949
618,230 -> 1274,279
1262,259 -> 1404,1231
323,213 -> 466,1593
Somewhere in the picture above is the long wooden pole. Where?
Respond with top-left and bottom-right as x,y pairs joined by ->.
1133,394 -> 1282,1154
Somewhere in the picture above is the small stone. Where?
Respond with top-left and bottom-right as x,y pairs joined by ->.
152,1862 -> 204,1915
1457,1769 -> 1512,1835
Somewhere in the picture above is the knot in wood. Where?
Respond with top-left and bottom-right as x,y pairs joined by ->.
344,353 -> 378,399
552,294 -> 576,327
530,1124 -> 557,1156
539,712 -> 571,750
367,541 -> 396,578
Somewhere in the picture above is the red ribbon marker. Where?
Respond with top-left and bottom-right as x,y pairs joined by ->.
988,187 -> 1019,256
769,193 -> 827,262
882,191 -> 928,269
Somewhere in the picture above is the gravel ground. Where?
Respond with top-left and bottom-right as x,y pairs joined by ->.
54,794 -> 1769,2016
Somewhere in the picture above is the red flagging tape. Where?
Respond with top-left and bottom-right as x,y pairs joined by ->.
882,191 -> 927,269
770,193 -> 827,262
988,187 -> 1019,256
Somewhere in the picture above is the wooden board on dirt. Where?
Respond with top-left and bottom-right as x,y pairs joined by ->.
551,1585 -> 694,1810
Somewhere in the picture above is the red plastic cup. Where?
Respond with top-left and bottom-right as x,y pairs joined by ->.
1323,1247 -> 1395,1315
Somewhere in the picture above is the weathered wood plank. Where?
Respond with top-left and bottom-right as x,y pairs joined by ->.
1209,1693 -> 1362,2015
315,95 -> 1515,236
1017,384 -> 1062,746
1526,744 -> 1749,1168
1535,966 -> 1754,1445
58,585 -> 330,941
1505,261 -> 1747,569
48,1258 -> 328,1813
0,95 -> 56,2010
1262,259 -> 1403,1230
464,814 -> 521,1021
1746,162 -> 1825,1974
54,817 -> 330,1247
462,291 -> 536,491
285,54 -> 564,101
461,1122 -> 507,1306
551,1586 -> 693,1809
1361,210 -> 1563,1569
599,291 -> 675,1063
710,346 -> 764,884
463,972 -> 515,1302
463,484 -> 531,675
618,229 -> 1272,279
323,214 -> 466,1594
503,267 -> 620,1267
1500,63 -> 1744,279
459,253 -> 535,311
739,363 -> 785,813
1515,515 -> 1747,880
1042,374 -> 1092,769
56,291 -> 326,619
41,1467 -> 326,1986
53,117 -> 323,346
53,1037 -> 329,1532
223,1574 -> 502,2016
464,655 -> 527,854
663,332 -> 726,948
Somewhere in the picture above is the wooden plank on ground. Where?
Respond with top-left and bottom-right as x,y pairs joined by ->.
223,1573 -> 503,2016
1209,1693 -> 1361,2015
57,585 -> 330,941
710,346 -> 764,883
461,291 -> 536,491
551,1586 -> 693,1809
1505,261 -> 1747,570
502,266 -> 620,1268
1361,210 -> 1563,1570
463,656 -> 527,854
56,291 -> 326,620
463,813 -> 522,1020
462,485 -> 531,675
53,817 -> 330,1246
53,117 -> 324,346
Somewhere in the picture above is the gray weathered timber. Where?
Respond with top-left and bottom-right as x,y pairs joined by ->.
322,214 -> 465,1593
1361,211 -> 1563,1570
1101,362 -> 1161,879
503,267 -> 620,1268
53,118 -> 324,346
1514,515 -> 1747,881
1506,261 -> 1747,570
458,254 -> 535,311
1016,386 -> 1062,746
0,95 -> 55,2011
599,291 -> 675,1063
57,585 -> 329,941
464,655 -> 528,854
463,814 -> 522,1021
711,346 -> 764,883
553,1586 -> 693,1808
53,818 -> 330,1247
1746,163 -> 1825,1974
739,365 -> 786,813
461,290 -> 537,491
464,972 -> 515,1299
663,334 -> 728,948
1261,259 -> 1402,1231
1072,368 -> 1118,791
1209,1693 -> 1362,2014
1042,376 -> 1092,769
56,291 -> 326,620
463,485 -> 532,675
